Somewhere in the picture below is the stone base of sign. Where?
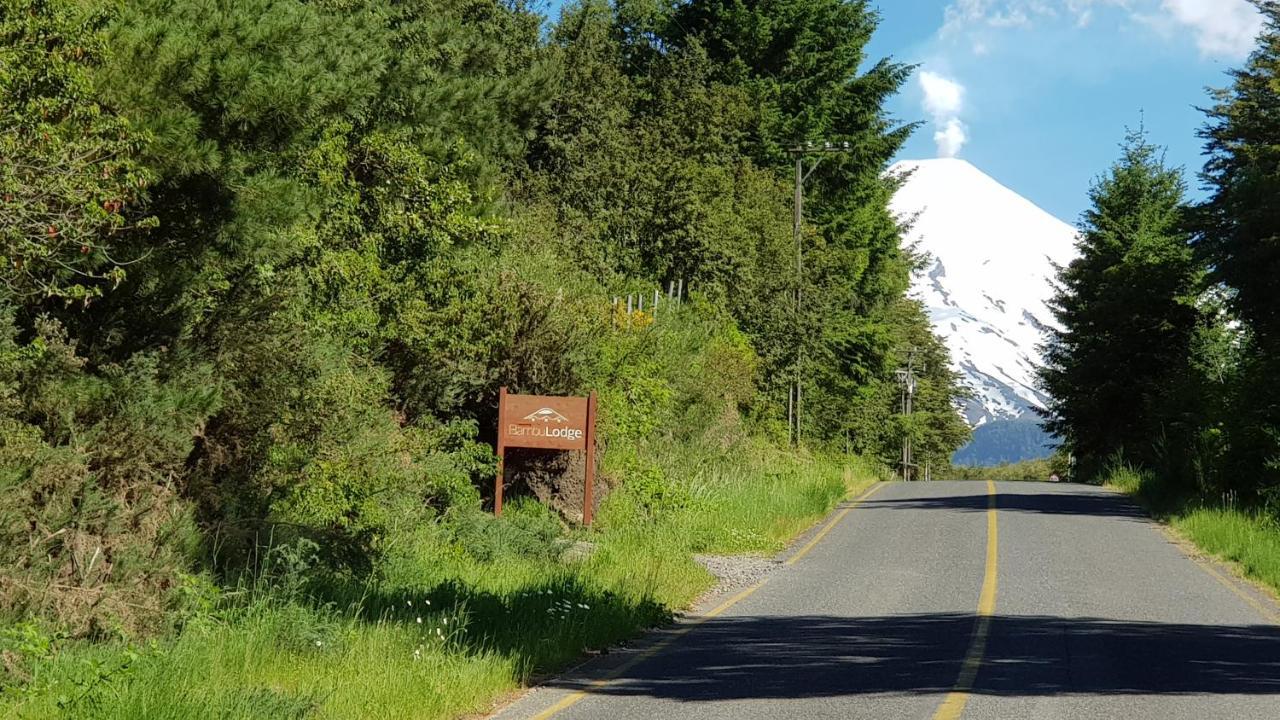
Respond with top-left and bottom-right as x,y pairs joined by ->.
559,540 -> 598,563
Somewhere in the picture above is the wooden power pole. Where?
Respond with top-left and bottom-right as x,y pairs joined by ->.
788,140 -> 851,446
896,348 -> 920,481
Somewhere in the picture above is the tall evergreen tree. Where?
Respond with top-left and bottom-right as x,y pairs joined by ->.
1040,129 -> 1200,479
1197,1 -> 1280,496
664,0 -> 920,445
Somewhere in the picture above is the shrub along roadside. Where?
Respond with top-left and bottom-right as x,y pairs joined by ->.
1105,465 -> 1280,602
0,451 -> 882,720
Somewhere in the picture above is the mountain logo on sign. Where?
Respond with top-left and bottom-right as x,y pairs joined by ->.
523,407 -> 568,424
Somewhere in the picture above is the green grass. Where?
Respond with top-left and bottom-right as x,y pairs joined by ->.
0,449 -> 881,720
1170,508 -> 1280,595
1105,465 -> 1280,601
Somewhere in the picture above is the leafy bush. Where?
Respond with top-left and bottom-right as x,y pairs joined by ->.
0,315 -> 217,636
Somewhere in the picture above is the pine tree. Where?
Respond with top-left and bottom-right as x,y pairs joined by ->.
1039,129 -> 1200,479
1197,2 -> 1280,496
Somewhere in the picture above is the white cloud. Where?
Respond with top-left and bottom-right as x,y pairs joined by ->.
942,0 -> 994,35
919,71 -> 970,158
935,119 -> 971,159
920,71 -> 965,117
1161,0 -> 1264,58
942,0 -> 1263,58
942,0 -> 1084,36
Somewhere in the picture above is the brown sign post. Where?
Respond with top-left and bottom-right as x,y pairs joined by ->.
496,387 -> 598,525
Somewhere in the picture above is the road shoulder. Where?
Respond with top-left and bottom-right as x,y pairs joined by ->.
1099,484 -> 1280,625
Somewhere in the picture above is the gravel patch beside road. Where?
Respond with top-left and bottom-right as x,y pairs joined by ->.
694,554 -> 780,595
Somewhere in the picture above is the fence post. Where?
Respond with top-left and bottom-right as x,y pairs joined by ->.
583,391 -> 598,526
677,279 -> 684,305
653,288 -> 660,320
495,387 -> 507,517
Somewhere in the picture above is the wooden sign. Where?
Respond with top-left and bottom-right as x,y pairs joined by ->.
500,393 -> 590,451
496,387 -> 598,525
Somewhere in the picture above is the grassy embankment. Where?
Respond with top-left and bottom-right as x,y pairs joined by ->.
1106,466 -> 1280,600
0,448 -> 883,720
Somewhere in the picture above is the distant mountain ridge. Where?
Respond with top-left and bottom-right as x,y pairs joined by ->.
889,159 -> 1078,463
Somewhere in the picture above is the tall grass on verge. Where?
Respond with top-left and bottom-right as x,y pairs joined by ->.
0,452 -> 882,720
1104,463 -> 1280,600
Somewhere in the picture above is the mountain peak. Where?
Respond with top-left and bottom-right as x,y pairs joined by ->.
893,156 -> 977,170
890,158 -> 1078,428
891,157 -> 986,179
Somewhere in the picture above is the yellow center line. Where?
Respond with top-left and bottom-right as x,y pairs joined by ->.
933,479 -> 999,720
526,481 -> 885,720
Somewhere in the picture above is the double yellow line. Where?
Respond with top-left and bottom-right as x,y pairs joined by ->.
528,482 -> 887,720
932,478 -> 1000,720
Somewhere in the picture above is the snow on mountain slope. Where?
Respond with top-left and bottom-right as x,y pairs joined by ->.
889,158 -> 1078,426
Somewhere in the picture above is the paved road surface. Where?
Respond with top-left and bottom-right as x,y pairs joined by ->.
495,481 -> 1280,720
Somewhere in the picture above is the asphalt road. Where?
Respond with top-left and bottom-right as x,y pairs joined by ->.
495,481 -> 1280,720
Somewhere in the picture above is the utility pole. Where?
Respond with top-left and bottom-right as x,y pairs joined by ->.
896,347 -> 920,481
788,140 -> 851,446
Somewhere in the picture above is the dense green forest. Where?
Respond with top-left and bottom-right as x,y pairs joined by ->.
0,0 -> 968,714
1041,5 -> 1280,508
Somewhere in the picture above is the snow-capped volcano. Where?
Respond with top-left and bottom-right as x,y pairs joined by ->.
890,158 -> 1078,426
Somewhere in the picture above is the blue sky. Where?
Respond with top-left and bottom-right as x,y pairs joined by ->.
865,0 -> 1266,222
